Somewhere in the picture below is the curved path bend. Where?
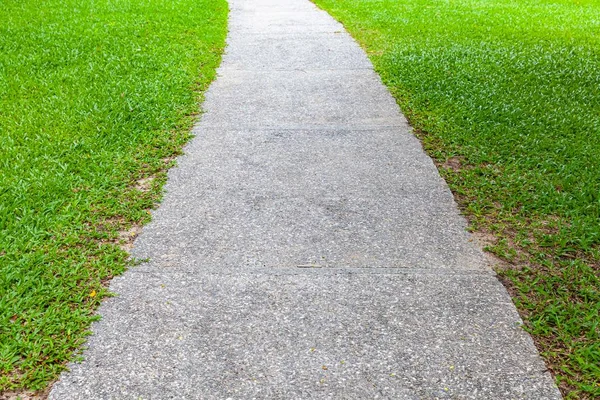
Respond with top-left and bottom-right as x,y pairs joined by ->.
51,0 -> 561,398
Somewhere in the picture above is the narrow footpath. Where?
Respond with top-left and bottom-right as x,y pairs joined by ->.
50,0 -> 562,398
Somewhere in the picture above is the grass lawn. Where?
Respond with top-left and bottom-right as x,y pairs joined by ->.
0,0 -> 227,394
313,0 -> 600,398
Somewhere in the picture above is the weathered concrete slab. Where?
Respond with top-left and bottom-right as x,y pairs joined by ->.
49,0 -> 562,398
50,271 -> 559,400
53,272 -> 558,400
229,10 -> 342,34
199,70 -> 406,129
230,0 -> 317,12
130,128 -> 486,271
221,34 -> 372,70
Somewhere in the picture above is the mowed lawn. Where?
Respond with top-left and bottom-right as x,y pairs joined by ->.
0,0 -> 227,393
313,0 -> 600,397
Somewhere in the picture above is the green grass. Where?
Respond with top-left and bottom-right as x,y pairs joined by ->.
0,0 -> 227,393
313,0 -> 600,398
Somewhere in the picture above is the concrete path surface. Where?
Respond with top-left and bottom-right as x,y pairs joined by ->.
50,0 -> 562,398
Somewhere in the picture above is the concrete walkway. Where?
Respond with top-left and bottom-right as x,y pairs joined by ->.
50,0 -> 561,398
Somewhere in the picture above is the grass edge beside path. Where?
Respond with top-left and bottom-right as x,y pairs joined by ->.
0,0 -> 228,396
312,0 -> 600,398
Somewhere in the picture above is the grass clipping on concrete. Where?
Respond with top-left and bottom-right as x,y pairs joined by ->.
313,0 -> 600,398
0,0 -> 227,393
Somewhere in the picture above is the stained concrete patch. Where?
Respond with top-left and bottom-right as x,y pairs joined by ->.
49,0 -> 562,398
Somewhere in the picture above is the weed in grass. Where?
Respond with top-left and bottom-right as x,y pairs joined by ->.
314,0 -> 600,398
0,0 -> 227,393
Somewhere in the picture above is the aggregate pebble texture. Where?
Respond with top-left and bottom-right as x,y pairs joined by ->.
50,0 -> 562,398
